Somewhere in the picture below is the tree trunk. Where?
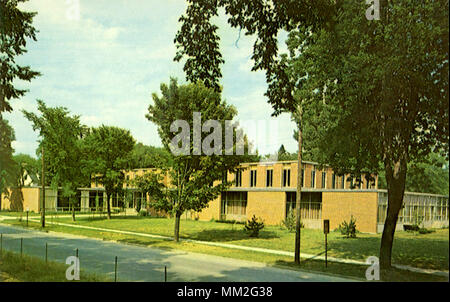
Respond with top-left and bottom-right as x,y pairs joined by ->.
379,155 -> 407,270
174,211 -> 182,242
294,104 -> 303,264
72,202 -> 76,222
106,193 -> 111,220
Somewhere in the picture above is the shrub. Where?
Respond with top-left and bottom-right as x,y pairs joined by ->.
138,210 -> 148,217
338,216 -> 358,238
418,228 -> 434,234
282,210 -> 304,232
244,215 -> 265,237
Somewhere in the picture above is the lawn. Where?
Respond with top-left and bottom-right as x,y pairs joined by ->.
2,215 -> 448,282
16,215 -> 450,271
0,250 -> 110,282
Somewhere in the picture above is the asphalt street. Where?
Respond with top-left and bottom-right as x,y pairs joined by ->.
0,224 -> 356,282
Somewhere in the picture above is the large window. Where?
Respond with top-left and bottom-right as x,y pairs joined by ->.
266,169 -> 273,187
311,170 -> 316,188
221,191 -> 248,218
286,192 -> 322,220
282,169 -> 291,187
250,170 -> 257,187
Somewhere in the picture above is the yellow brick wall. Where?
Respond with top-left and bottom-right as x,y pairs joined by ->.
197,195 -> 221,221
322,191 -> 378,233
0,187 -> 41,212
246,191 -> 286,225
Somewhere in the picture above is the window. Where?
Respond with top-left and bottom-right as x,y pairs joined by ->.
222,171 -> 228,184
332,173 -> 336,189
235,169 -> 242,187
321,172 -> 326,188
250,170 -> 257,187
301,169 -> 305,187
266,169 -> 273,187
221,191 -> 248,218
311,170 -> 316,188
341,175 -> 345,189
282,169 -> 291,187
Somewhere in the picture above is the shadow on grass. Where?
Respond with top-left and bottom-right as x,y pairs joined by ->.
328,234 -> 449,270
189,229 -> 279,242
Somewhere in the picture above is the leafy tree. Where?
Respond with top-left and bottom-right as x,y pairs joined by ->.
175,1 -> 449,270
23,100 -> 87,221
82,125 -> 135,219
174,0 -> 334,264
0,118 -> 15,197
378,152 -> 449,196
12,154 -> 40,187
129,142 -> 172,169
0,0 -> 40,114
280,1 -> 448,270
146,78 -> 253,242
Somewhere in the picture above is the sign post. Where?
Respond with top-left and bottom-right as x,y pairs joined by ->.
323,219 -> 330,268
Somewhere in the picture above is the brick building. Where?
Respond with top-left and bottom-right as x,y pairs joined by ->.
1,160 -> 448,233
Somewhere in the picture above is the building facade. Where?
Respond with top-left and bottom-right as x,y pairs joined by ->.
1,160 -> 448,233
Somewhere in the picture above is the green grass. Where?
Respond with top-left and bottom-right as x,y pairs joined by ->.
2,215 -> 448,282
37,215 -> 450,271
0,250 -> 110,282
0,211 -> 40,217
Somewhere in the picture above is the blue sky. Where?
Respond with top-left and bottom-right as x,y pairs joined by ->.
7,0 -> 298,157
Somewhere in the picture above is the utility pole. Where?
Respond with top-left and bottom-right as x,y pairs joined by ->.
294,103 -> 303,264
41,145 -> 45,228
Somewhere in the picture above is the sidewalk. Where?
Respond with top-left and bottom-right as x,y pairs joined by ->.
5,215 -> 446,278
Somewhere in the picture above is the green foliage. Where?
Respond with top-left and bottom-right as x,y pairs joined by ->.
138,209 -> 148,217
174,0 -> 335,114
11,154 -> 40,187
379,152 -> 449,195
129,142 -> 172,169
145,78 -> 253,240
22,101 -> 88,214
0,118 -> 16,195
82,125 -> 135,217
338,216 -> 357,238
244,215 -> 265,237
418,228 -> 435,235
0,0 -> 41,114
282,210 -> 304,232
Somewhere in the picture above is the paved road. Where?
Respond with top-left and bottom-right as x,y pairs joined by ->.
0,224 -> 356,282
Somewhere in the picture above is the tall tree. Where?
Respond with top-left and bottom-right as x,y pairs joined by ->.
174,0 -> 335,263
129,142 -> 172,169
82,125 -> 135,220
0,0 -> 40,199
146,78 -> 253,242
23,100 -> 87,221
280,1 -> 448,271
0,0 -> 40,114
0,118 -> 15,200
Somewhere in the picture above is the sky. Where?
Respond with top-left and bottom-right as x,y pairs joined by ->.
6,0 -> 298,157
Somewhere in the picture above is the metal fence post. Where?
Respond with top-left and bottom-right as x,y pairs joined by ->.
114,256 -> 118,282
164,265 -> 167,282
20,238 -> 23,256
45,243 -> 48,263
0,233 -> 2,257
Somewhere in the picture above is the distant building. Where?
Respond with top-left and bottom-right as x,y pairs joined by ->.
1,160 -> 448,233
